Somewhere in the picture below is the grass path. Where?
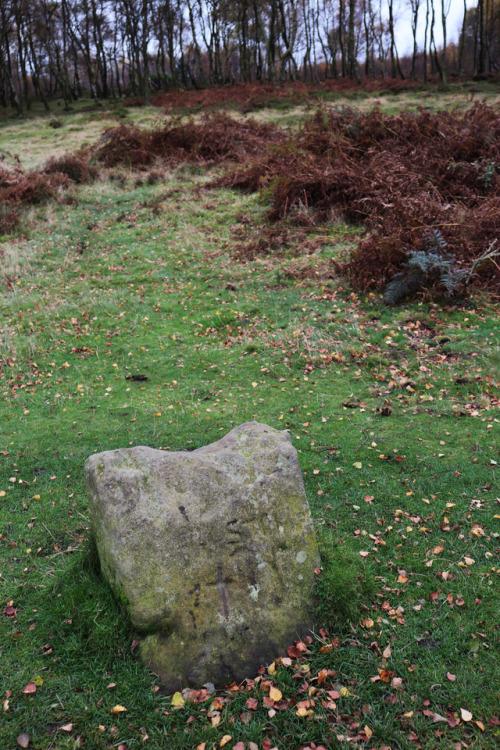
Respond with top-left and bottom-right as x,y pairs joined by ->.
0,164 -> 498,748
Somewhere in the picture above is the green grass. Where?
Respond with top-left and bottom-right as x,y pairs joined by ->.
0,116 -> 499,749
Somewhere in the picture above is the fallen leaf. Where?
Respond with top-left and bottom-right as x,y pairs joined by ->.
362,617 -> 374,628
364,726 -> 373,739
197,744 -> 206,750
378,670 -> 394,683
475,720 -> 485,731
233,743 -> 246,750
219,736 -> 232,747
110,705 -> 127,714
446,672 -> 456,682
359,550 -> 369,557
317,668 -> 328,686
353,462 -> 362,469
23,682 -> 36,695
269,686 -> 282,702
246,697 -> 258,710
383,645 -> 392,659
61,724 -> 73,732
171,692 -> 185,707
461,708 -> 472,722
432,713 -> 448,723
17,735 -> 30,749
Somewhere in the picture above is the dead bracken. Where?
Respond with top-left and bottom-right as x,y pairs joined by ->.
217,103 -> 500,296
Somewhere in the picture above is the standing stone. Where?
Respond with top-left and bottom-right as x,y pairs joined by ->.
85,421 -> 319,691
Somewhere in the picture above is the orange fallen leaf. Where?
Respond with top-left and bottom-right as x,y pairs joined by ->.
446,672 -> 456,682
364,726 -> 373,739
23,683 -> 36,695
317,669 -> 328,686
378,669 -> 394,683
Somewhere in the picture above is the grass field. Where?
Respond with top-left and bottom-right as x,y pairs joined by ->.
0,91 -> 499,749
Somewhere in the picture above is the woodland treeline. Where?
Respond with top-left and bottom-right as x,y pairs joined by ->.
1,1 -> 499,113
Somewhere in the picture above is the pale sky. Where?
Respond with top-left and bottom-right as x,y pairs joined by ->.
396,0 -> 472,55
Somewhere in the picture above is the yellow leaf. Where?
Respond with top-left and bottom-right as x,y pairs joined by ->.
433,545 -> 444,555
296,706 -> 308,716
0,491 -> 5,497
397,575 -> 408,584
269,686 -> 282,702
353,462 -> 362,469
251,382 -> 258,388
267,662 -> 276,675
110,705 -> 127,714
197,744 -> 206,750
475,720 -> 485,732
219,736 -> 232,747
364,726 -> 373,739
33,675 -> 44,687
362,617 -> 374,628
171,692 -> 185,707
461,708 -> 472,722
340,687 -> 351,698
464,557 -> 475,566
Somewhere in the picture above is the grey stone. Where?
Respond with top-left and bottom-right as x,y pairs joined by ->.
85,421 -> 319,691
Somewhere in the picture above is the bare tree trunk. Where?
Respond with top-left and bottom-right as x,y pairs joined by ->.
458,0 -> 467,76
